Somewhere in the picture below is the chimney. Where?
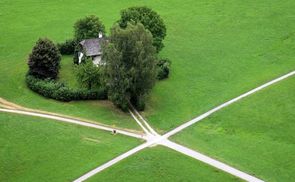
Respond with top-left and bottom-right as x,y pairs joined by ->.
98,32 -> 103,38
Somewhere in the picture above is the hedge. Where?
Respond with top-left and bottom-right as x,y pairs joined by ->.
57,39 -> 76,55
26,74 -> 107,101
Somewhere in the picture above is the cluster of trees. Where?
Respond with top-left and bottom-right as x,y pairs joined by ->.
104,23 -> 157,110
26,39 -> 106,102
27,6 -> 170,111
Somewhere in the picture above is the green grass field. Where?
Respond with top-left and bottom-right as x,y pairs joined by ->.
0,113 -> 141,182
172,76 -> 295,182
141,0 -> 295,132
88,146 -> 241,182
59,56 -> 79,88
1,0 -> 295,132
1,0 -> 295,181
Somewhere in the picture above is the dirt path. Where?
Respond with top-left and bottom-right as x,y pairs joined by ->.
161,140 -> 263,182
129,104 -> 159,136
75,130 -> 264,182
0,97 -> 143,135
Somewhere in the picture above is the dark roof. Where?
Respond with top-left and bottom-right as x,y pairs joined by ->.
79,38 -> 105,57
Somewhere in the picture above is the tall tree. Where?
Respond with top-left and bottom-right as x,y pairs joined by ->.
104,23 -> 157,111
118,6 -> 166,52
28,38 -> 61,79
74,15 -> 105,42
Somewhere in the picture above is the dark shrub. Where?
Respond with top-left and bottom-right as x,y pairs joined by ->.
26,74 -> 107,102
157,58 -> 171,80
28,38 -> 61,79
57,39 -> 76,55
130,94 -> 146,111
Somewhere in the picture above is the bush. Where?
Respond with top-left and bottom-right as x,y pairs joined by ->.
157,58 -> 171,80
26,74 -> 107,102
57,39 -> 76,55
74,15 -> 105,42
118,6 -> 166,52
75,60 -> 104,89
28,38 -> 61,79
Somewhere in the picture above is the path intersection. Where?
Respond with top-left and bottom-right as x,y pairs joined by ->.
1,70 -> 294,182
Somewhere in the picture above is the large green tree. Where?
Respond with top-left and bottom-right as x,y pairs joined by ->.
28,38 -> 61,79
74,15 -> 105,42
118,6 -> 166,52
103,23 -> 157,111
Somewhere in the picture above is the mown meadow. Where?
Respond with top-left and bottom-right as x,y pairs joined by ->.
1,0 -> 295,132
0,113 -> 141,181
173,76 -> 295,182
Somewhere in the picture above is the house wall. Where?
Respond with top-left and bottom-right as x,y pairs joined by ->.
92,55 -> 102,65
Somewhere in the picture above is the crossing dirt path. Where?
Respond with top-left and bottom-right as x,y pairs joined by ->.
75,70 -> 295,182
3,70 -> 295,182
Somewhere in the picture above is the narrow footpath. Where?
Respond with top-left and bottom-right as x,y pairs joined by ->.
0,108 -> 146,140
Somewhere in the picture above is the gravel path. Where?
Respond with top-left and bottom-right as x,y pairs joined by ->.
0,108 -> 146,140
161,140 -> 264,182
